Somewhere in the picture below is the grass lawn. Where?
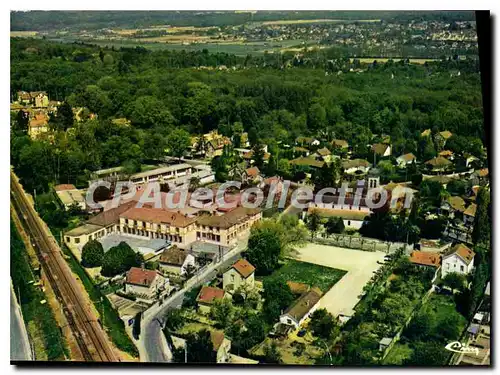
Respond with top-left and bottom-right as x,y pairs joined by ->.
266,259 -> 347,293
428,294 -> 467,331
383,343 -> 413,365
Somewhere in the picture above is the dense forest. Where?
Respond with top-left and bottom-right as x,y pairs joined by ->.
10,38 -> 485,194
10,11 -> 476,31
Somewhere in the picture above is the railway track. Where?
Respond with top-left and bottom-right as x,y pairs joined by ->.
11,171 -> 118,362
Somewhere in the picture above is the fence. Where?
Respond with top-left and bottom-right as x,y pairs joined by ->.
313,235 -> 406,254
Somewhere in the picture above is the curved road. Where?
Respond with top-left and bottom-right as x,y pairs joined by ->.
139,241 -> 246,363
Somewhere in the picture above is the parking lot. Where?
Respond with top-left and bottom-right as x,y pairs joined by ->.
293,243 -> 386,318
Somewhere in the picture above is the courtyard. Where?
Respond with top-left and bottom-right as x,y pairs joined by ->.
292,243 -> 386,318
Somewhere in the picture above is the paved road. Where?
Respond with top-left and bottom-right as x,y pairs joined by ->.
139,240 -> 246,362
293,243 -> 386,318
10,283 -> 33,361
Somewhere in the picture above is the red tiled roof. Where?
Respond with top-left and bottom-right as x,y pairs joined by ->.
447,244 -> 475,265
409,251 -> 441,268
54,184 -> 77,191
231,259 -> 255,278
126,267 -> 158,287
196,206 -> 261,229
197,286 -> 224,304
121,207 -> 197,228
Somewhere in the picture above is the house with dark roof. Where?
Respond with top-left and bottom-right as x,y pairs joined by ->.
125,266 -> 166,299
197,286 -> 225,314
158,246 -> 196,275
442,244 -> 475,278
223,258 -> 255,292
279,288 -> 322,329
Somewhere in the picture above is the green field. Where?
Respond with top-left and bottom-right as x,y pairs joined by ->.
266,259 -> 347,293
43,37 -> 306,56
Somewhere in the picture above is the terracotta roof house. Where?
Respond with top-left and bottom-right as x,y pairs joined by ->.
197,286 -> 225,313
409,251 -> 441,268
125,267 -> 166,299
425,156 -> 453,171
223,258 -> 256,292
442,244 -> 475,278
244,166 -> 261,183
279,288 -> 323,329
372,143 -> 392,157
158,246 -> 196,275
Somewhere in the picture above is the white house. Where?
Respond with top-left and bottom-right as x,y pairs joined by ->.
279,288 -> 322,330
441,244 -> 476,278
158,246 -> 196,275
396,153 -> 417,168
124,267 -> 167,299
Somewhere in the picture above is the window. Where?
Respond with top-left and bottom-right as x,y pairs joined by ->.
65,237 -> 70,242
231,274 -> 235,282
287,318 -> 292,325
460,265 -> 464,271
75,238 -> 80,244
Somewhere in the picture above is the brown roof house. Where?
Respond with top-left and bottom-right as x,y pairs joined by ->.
197,286 -> 225,314
279,287 -> 323,329
125,266 -> 167,300
442,244 -> 475,278
396,153 -> 416,168
222,258 -> 255,292
425,156 -> 453,172
158,246 -> 196,276
372,143 -> 392,157
463,203 -> 477,228
313,147 -> 336,163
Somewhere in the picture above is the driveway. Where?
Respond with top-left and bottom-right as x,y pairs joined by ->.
293,243 -> 386,318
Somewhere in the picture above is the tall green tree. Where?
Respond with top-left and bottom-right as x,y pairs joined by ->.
166,129 -> 191,161
81,240 -> 105,268
472,187 -> 491,245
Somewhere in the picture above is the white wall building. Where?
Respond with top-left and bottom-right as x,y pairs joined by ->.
441,244 -> 475,278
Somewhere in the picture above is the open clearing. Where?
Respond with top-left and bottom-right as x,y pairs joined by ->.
292,243 -> 386,317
